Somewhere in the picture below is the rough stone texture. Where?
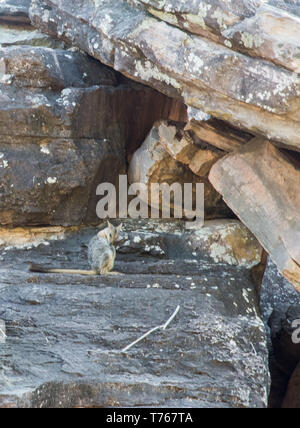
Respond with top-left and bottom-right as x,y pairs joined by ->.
261,260 -> 300,335
185,107 -> 255,152
0,0 -> 64,48
114,82 -> 187,161
282,361 -> 300,408
0,0 -> 31,24
0,5 -> 125,227
115,218 -> 263,268
0,220 -> 270,408
209,138 -> 300,292
0,10 -> 187,227
158,120 -> 223,177
0,225 -> 79,248
0,46 -> 118,90
30,0 -> 300,152
128,122 -> 232,219
260,258 -> 300,407
0,136 -> 124,227
131,0 -> 300,73
187,219 -> 263,269
0,45 -> 128,226
269,305 -> 300,377
0,24 -> 66,49
222,4 -> 300,73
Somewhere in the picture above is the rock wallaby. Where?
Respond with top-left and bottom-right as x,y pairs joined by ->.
29,221 -> 122,275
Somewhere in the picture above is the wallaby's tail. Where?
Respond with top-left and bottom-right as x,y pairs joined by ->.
29,263 -> 98,276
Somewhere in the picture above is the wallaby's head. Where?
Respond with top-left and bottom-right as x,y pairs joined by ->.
98,221 -> 122,244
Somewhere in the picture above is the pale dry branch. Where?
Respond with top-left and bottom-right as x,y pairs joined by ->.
121,305 -> 180,353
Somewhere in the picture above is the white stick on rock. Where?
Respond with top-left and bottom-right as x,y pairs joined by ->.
121,305 -> 180,353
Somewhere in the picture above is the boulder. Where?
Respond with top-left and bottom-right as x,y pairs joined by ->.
282,362 -> 300,408
157,120 -> 223,177
0,136 -> 124,226
131,1 -> 300,73
0,46 -> 117,89
30,0 -> 300,151
0,28 -> 187,227
0,45 -> 128,226
187,219 -> 263,269
128,122 -> 232,219
260,258 -> 300,407
185,107 -> 255,152
115,218 -> 263,268
209,138 -> 300,291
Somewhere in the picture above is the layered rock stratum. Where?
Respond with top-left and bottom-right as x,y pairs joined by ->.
29,0 -> 300,289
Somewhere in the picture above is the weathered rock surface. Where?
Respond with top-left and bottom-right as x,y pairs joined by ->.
115,218 -> 263,268
158,120 -> 223,177
128,122 -> 231,219
30,0 -> 300,151
282,361 -> 300,408
0,220 -> 270,408
0,225 -> 79,249
261,260 -> 300,335
269,305 -> 300,378
0,5 -> 187,227
0,0 -> 31,24
209,138 -> 300,291
260,258 -> 300,407
131,0 -> 300,73
0,136 -> 125,227
0,45 -> 127,226
0,0 -> 64,48
0,46 -> 117,89
185,109 -> 254,152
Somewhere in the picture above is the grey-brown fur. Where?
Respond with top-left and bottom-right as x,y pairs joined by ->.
88,222 -> 121,274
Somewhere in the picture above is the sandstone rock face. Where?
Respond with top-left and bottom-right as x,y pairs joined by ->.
158,120 -> 223,176
0,136 -> 125,227
185,113 -> 254,152
30,0 -> 300,152
128,122 -> 231,219
0,4 -> 187,227
282,361 -> 300,408
260,258 -> 300,407
209,138 -> 300,291
131,0 -> 300,73
115,218 -> 263,268
0,46 -> 126,226
0,0 -> 64,48
0,220 -> 270,408
0,0 -> 279,410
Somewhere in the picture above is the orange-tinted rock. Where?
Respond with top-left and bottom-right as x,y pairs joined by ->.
128,122 -> 232,219
209,138 -> 300,291
158,120 -> 223,176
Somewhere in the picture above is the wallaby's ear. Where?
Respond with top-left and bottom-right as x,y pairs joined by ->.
98,230 -> 107,239
117,223 -> 122,234
107,220 -> 113,230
